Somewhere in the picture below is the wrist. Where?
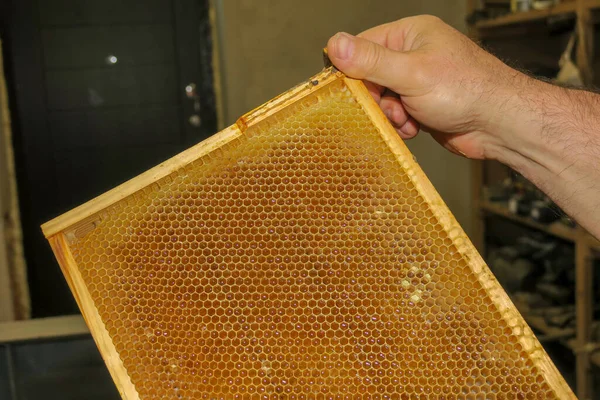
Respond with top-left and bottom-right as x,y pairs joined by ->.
478,71 -> 541,160
479,73 -> 600,237
479,72 -> 572,172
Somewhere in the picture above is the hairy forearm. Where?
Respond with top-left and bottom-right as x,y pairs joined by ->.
486,75 -> 600,239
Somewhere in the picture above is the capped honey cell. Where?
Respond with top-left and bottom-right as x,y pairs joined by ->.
43,69 -> 574,399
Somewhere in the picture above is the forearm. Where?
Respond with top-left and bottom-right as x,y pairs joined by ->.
486,75 -> 600,239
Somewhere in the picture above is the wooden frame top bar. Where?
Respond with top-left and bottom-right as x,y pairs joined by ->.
42,69 -> 343,239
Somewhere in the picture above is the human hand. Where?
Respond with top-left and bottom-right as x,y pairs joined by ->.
326,15 -> 531,160
329,16 -> 600,240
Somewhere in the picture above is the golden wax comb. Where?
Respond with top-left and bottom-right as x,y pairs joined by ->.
42,68 -> 574,399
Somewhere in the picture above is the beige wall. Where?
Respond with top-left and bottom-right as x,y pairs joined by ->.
216,0 -> 473,235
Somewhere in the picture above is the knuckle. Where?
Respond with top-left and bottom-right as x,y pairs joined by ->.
420,14 -> 443,25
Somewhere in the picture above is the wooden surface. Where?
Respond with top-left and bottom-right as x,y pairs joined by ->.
49,234 -> 139,400
476,0 -> 584,28
481,201 -> 578,241
0,314 -> 88,343
345,76 -> 576,400
577,0 -> 595,84
481,201 -> 600,249
43,68 -> 576,399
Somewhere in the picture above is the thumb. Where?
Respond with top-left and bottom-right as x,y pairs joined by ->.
327,32 -> 415,94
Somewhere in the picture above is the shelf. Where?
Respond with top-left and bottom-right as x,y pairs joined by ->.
475,0 -> 600,29
0,315 -> 89,344
515,300 -> 600,368
481,201 -> 577,241
481,201 -> 600,250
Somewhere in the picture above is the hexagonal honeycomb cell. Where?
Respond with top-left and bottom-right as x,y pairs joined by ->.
43,69 -> 574,399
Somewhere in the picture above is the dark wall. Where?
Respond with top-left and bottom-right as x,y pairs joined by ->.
1,0 -> 217,317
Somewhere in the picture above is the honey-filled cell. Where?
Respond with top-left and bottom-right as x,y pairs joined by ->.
46,72 -> 572,399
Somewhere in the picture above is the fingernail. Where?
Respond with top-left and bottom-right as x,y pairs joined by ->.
333,32 -> 354,60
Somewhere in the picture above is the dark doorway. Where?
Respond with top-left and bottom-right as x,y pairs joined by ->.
2,0 -> 218,317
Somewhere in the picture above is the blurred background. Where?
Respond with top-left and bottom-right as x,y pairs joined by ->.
0,0 -> 598,398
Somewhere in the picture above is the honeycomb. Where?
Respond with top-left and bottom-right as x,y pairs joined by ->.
47,74 -> 571,399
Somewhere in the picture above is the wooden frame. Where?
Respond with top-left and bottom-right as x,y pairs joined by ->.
43,68 -> 574,399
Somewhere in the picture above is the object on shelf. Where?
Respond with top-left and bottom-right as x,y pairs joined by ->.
512,0 -> 532,12
546,309 -> 575,328
504,172 -> 541,198
484,0 -> 512,13
532,0 -> 561,10
591,322 -> 600,343
488,234 -> 575,305
537,282 -> 573,304
487,236 -> 545,292
467,0 -> 512,25
561,215 -> 577,228
535,239 -> 575,285
508,194 -> 563,223
507,173 -> 544,210
530,199 -> 561,223
485,173 -> 540,202
513,291 -> 552,308
471,0 -> 564,22
508,193 -> 535,216
489,253 -> 537,292
483,179 -> 512,201
485,170 -> 568,226
556,32 -> 583,86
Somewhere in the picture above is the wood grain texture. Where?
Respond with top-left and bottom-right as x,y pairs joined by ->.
343,76 -> 576,400
577,0 -> 595,84
42,123 -> 241,238
48,234 -> 140,400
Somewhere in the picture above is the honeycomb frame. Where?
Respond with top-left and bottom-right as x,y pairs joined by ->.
42,68 -> 575,399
